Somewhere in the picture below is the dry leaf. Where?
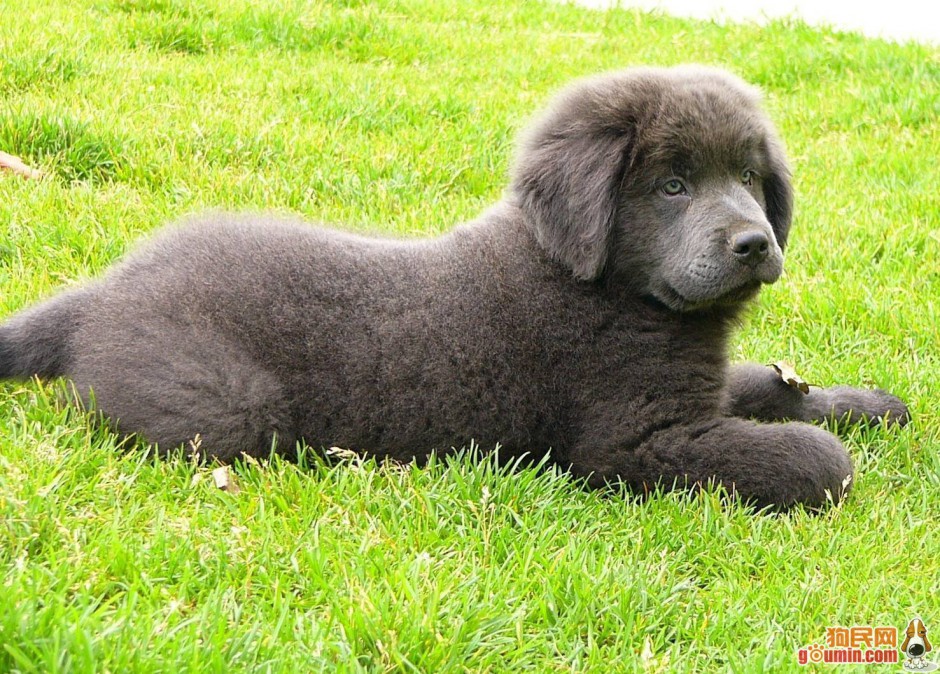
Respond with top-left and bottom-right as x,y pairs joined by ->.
327,446 -> 359,460
770,361 -> 810,394
239,452 -> 260,467
0,151 -> 43,180
212,466 -> 240,494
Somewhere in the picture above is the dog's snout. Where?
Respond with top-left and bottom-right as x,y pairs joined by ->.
908,641 -> 926,657
731,230 -> 770,267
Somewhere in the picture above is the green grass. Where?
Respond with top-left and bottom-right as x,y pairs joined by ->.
1,1 -> 938,671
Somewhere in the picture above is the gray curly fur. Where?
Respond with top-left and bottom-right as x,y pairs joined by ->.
0,65 -> 908,510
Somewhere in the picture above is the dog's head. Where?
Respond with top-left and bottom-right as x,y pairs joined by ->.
902,618 -> 932,658
511,65 -> 793,312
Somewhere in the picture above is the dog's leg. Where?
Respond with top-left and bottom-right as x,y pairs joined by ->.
569,417 -> 854,510
68,327 -> 295,462
724,363 -> 909,427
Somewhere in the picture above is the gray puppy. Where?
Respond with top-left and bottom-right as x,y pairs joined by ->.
0,66 -> 907,509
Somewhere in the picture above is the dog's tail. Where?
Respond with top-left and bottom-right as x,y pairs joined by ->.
0,289 -> 87,380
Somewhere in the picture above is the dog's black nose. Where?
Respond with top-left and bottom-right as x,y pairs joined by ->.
731,230 -> 770,267
909,644 -> 925,657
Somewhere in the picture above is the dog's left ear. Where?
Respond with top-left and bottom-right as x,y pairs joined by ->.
762,136 -> 794,250
901,633 -> 912,653
511,100 -> 632,282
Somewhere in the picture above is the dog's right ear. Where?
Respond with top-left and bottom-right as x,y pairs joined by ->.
510,93 -> 633,282
761,134 -> 794,250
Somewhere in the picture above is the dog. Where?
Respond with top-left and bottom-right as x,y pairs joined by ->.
902,618 -> 934,670
0,66 -> 908,509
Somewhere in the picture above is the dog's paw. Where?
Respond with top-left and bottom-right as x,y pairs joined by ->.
808,386 -> 910,428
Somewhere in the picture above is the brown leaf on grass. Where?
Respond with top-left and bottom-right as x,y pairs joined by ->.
770,361 -> 810,394
0,151 -> 43,180
212,466 -> 241,494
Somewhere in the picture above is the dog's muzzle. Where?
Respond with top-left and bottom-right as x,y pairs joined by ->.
906,637 -> 926,657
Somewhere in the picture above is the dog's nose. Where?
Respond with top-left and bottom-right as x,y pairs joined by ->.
731,230 -> 770,267
909,643 -> 925,657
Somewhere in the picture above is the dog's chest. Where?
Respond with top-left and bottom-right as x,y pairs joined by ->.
558,305 -> 730,410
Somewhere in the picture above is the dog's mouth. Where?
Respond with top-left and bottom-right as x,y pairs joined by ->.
651,278 -> 763,313
713,279 -> 764,305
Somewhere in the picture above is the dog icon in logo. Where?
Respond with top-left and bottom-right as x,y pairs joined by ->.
901,618 -> 936,671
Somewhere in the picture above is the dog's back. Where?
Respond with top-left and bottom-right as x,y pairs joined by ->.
0,209 -> 567,461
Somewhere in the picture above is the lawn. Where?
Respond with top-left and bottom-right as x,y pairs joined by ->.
0,0 -> 938,671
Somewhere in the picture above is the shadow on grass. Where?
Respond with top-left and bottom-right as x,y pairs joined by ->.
0,51 -> 85,94
107,0 -> 439,61
0,112 -> 124,182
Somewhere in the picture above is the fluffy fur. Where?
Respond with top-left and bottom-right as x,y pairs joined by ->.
0,66 -> 908,509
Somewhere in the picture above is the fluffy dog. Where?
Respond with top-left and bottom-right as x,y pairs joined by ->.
0,66 -> 907,509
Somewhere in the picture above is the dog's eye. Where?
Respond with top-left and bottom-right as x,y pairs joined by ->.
741,169 -> 757,186
662,179 -> 687,196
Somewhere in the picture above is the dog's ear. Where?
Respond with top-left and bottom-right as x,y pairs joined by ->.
924,630 -> 932,653
511,99 -> 632,281
762,136 -> 793,250
901,633 -> 912,653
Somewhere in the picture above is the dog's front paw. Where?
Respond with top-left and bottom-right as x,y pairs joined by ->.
807,386 -> 910,427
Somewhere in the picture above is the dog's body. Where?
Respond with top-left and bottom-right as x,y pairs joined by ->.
0,66 -> 907,509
